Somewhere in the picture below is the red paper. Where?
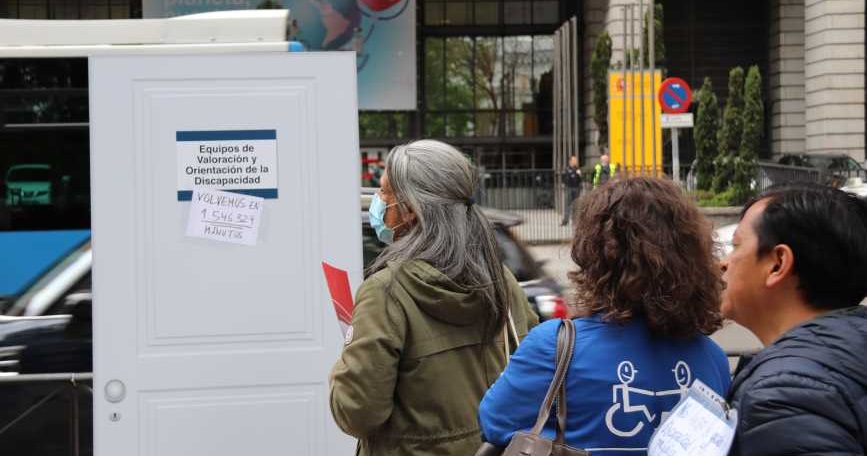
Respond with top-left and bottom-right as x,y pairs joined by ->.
322,262 -> 354,329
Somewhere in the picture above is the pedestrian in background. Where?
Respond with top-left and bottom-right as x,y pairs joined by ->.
560,155 -> 582,226
330,139 -> 539,456
592,153 -> 618,189
479,177 -> 730,453
722,182 -> 867,455
369,159 -> 384,187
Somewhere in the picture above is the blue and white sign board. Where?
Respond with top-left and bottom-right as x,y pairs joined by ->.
176,129 -> 278,201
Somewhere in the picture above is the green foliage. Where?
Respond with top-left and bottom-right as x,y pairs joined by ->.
695,188 -> 737,207
591,32 -> 613,147
730,65 -> 764,204
694,77 -> 720,191
642,3 -> 665,68
624,49 -> 640,68
713,67 -> 745,193
359,112 -> 410,140
423,38 -> 474,136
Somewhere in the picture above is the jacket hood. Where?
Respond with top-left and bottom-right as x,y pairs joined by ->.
732,306 -> 867,393
387,260 -> 489,326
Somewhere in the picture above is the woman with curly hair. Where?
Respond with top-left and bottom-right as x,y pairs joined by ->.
479,177 -> 731,453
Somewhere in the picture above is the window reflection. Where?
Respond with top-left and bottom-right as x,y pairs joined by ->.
422,0 -> 561,26
423,35 -> 552,139
4,0 -> 131,19
0,59 -> 90,232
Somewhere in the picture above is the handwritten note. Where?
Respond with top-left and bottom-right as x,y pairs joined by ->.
186,189 -> 263,246
648,380 -> 737,456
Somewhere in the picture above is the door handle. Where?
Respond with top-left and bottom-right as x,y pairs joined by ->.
104,379 -> 126,403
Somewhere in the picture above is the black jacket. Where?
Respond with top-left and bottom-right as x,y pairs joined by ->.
561,166 -> 582,188
727,306 -> 867,455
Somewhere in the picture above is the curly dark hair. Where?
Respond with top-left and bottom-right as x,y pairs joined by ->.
568,177 -> 723,338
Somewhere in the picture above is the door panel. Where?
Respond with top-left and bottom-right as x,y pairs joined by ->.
90,52 -> 360,455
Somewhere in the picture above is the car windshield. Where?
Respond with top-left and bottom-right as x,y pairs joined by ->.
7,167 -> 53,182
3,239 -> 91,316
807,156 -> 834,169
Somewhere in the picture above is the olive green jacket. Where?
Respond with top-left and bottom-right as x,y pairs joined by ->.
330,260 -> 539,456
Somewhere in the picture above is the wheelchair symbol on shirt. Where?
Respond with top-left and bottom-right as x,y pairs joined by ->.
604,360 -> 692,437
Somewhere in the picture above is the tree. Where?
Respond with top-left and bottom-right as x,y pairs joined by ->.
731,65 -> 763,204
694,77 -> 720,191
642,2 -> 665,68
713,66 -> 745,193
591,32 -> 612,147
423,38 -> 474,137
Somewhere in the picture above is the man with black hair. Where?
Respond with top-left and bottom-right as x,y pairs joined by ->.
721,182 -> 867,455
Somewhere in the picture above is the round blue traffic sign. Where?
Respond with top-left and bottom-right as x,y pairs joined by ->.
658,77 -> 692,114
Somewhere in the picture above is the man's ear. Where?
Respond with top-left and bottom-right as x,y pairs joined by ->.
766,244 -> 795,289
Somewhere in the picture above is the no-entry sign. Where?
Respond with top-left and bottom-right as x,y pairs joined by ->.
658,77 -> 692,114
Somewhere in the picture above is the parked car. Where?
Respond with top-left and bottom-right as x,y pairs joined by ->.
713,185 -> 867,257
841,177 -> 867,199
777,153 -> 866,188
778,153 -> 864,173
4,164 -> 58,207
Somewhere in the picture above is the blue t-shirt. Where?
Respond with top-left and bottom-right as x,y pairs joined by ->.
479,316 -> 731,455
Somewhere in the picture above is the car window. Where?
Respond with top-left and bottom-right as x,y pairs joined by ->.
808,156 -> 833,169
44,271 -> 91,316
493,227 -> 542,282
7,167 -> 54,182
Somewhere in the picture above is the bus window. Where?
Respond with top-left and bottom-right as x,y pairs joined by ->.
0,57 -> 90,231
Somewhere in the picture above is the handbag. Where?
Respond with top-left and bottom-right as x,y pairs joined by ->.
474,319 -> 589,456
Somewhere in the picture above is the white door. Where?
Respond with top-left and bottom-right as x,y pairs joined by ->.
90,52 -> 361,456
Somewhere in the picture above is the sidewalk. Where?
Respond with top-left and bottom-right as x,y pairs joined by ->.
509,206 -> 741,245
508,209 -> 572,244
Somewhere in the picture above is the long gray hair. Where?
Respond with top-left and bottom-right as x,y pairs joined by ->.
368,139 -> 511,338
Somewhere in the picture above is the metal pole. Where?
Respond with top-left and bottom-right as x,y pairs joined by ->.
629,4 -> 637,176
0,387 -> 64,436
565,21 -> 572,173
638,0 -> 646,175
621,5 -> 628,175
554,28 -> 563,214
673,127 -> 681,184
0,372 -> 94,384
551,30 -> 561,178
70,384 -> 80,456
649,0 -> 658,176
571,17 -> 579,168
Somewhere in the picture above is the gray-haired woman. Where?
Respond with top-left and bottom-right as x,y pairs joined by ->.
329,139 -> 539,456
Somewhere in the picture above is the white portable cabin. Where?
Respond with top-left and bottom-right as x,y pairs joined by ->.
1,11 -> 361,456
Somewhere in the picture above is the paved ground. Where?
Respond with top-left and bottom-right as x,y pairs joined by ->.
510,208 -> 741,245
528,243 -> 764,360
